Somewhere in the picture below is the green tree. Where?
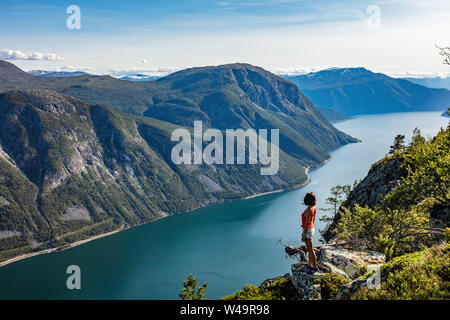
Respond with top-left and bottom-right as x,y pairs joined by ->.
409,128 -> 425,147
179,274 -> 207,300
320,184 -> 352,238
389,134 -> 406,154
321,184 -> 351,217
334,200 -> 431,254
384,127 -> 450,208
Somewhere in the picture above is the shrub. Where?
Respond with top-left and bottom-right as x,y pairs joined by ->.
346,244 -> 449,300
444,228 -> 450,243
320,273 -> 350,300
222,277 -> 298,300
179,274 -> 207,300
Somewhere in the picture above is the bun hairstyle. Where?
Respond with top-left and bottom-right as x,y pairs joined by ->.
304,192 -> 316,206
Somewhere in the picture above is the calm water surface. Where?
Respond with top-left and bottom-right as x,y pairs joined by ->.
0,112 -> 447,299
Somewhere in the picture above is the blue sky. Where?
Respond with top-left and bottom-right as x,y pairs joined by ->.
1,0 -> 449,77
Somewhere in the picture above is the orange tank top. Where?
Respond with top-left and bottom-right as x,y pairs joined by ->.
301,206 -> 316,229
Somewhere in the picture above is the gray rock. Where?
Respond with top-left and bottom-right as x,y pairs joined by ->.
291,263 -> 324,300
323,157 -> 406,242
289,245 -> 385,299
61,206 -> 92,221
0,196 -> 10,207
320,245 -> 385,279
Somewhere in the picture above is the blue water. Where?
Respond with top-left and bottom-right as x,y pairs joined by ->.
0,112 -> 447,299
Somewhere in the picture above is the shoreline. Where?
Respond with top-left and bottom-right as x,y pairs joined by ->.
0,163 -> 320,268
0,224 -> 125,268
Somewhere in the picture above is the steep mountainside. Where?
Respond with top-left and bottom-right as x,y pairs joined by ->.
0,89 -> 310,261
0,60 -> 34,82
323,127 -> 450,242
284,68 -> 450,115
0,61 -> 358,167
316,107 -> 352,123
322,157 -> 407,242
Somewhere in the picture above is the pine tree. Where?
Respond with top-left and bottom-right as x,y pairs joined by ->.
389,134 -> 406,154
179,274 -> 207,300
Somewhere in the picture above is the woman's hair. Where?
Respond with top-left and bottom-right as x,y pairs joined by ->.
304,192 -> 316,206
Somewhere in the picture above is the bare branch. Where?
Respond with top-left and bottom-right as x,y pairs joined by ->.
436,44 -> 450,65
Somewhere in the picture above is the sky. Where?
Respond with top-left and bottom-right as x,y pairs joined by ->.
1,0 -> 450,77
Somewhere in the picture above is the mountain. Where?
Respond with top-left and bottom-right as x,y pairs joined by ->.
0,61 -> 357,166
0,60 -> 34,82
28,70 -> 90,77
0,62 -> 360,262
316,107 -> 352,123
0,89 -> 312,261
283,68 -> 450,116
402,76 -> 450,90
118,74 -> 160,82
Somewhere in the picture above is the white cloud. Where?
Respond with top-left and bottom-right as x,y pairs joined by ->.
0,49 -> 63,61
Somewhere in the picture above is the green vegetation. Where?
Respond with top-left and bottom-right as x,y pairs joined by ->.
319,184 -> 352,235
330,127 -> 449,255
347,244 -> 449,300
179,274 -> 207,300
389,134 -> 406,154
384,127 -> 450,210
222,277 -> 299,300
321,126 -> 450,299
321,184 -> 351,217
320,273 -> 350,300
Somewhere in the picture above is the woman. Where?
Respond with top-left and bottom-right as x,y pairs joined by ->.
301,192 -> 318,273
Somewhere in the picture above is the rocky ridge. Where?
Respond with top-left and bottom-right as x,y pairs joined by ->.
285,243 -> 385,300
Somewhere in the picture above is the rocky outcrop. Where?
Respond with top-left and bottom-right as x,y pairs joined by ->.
345,157 -> 406,209
323,157 -> 407,241
286,244 -> 385,300
291,263 -> 325,300
320,245 -> 385,279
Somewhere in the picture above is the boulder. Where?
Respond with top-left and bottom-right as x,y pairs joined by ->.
288,244 -> 385,299
291,263 -> 325,300
320,245 -> 385,279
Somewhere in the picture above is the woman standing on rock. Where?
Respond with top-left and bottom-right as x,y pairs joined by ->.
301,192 -> 318,273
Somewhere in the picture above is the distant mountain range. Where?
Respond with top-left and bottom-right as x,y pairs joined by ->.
28,70 -> 160,82
24,65 -> 450,119
28,70 -> 90,77
118,74 -> 160,82
401,76 -> 450,90
283,68 -> 450,116
0,60 -> 357,261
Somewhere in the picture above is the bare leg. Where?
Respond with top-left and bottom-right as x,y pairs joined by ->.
305,239 -> 318,269
303,234 -> 312,267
